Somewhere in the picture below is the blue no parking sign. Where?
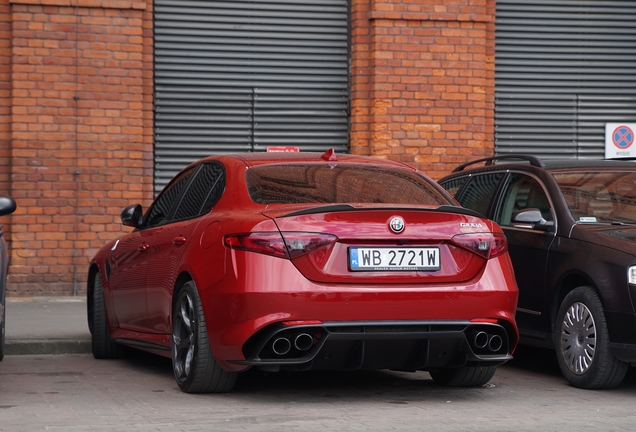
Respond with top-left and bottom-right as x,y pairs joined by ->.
606,123 -> 636,158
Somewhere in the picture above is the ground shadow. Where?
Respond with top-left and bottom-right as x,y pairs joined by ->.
503,344 -> 636,391
118,344 -> 636,394
122,348 -> 173,375
119,348 -> 470,397
502,344 -> 561,377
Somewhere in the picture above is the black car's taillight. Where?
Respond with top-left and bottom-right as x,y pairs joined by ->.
224,232 -> 338,259
450,233 -> 507,259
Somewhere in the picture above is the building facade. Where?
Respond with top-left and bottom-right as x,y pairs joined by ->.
0,0 -> 498,296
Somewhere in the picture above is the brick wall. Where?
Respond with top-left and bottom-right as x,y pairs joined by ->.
350,0 -> 495,179
0,0 -> 496,296
0,2 -> 10,206
5,0 -> 153,296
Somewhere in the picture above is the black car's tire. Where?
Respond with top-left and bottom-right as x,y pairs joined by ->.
90,271 -> 127,359
172,281 -> 237,393
554,286 -> 628,389
429,365 -> 497,387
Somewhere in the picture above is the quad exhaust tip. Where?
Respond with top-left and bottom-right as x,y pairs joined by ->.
473,331 -> 489,349
471,330 -> 504,353
271,333 -> 314,356
272,337 -> 291,356
488,334 -> 503,352
294,333 -> 314,351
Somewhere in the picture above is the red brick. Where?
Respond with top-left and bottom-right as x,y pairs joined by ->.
5,0 -> 152,296
351,0 -> 494,180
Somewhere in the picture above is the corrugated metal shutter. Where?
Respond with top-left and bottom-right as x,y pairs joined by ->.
495,1 -> 636,159
154,0 -> 350,193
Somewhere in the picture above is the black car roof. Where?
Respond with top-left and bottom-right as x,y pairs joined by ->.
541,159 -> 636,170
450,154 -> 636,174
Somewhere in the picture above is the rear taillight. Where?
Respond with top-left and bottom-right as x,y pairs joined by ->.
224,232 -> 288,258
451,233 -> 507,259
283,232 -> 338,258
224,232 -> 338,259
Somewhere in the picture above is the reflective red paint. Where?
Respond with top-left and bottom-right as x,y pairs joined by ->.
89,152 -> 519,393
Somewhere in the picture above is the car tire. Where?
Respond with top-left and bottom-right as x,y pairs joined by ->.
429,365 -> 497,387
90,271 -> 127,359
554,286 -> 628,389
172,281 -> 237,393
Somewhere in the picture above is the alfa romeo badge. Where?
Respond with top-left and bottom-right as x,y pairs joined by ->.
389,216 -> 405,233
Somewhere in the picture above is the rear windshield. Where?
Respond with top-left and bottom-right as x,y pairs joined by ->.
246,164 -> 452,206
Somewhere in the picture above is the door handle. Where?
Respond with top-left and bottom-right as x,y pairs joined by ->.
138,243 -> 150,252
173,236 -> 186,246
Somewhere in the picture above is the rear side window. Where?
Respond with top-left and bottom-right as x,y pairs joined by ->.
144,166 -> 197,227
455,173 -> 505,217
173,162 -> 225,221
246,164 -> 452,206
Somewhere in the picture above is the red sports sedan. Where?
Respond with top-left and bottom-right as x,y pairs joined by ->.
88,150 -> 519,393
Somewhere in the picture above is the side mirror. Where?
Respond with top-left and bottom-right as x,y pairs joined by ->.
0,195 -> 16,216
512,208 -> 554,232
121,204 -> 143,228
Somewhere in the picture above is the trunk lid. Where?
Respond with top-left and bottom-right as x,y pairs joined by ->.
264,206 -> 499,285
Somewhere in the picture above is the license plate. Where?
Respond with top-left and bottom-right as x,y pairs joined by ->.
348,247 -> 440,271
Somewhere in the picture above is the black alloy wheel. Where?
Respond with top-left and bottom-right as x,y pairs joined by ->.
171,281 -> 237,393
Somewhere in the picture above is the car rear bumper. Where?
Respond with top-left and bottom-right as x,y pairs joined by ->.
229,320 -> 514,372
198,252 -> 519,371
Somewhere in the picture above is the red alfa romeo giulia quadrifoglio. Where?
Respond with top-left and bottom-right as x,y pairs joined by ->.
88,150 -> 519,393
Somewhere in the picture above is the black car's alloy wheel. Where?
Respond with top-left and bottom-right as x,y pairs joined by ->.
429,365 -> 497,387
90,271 -> 127,359
171,281 -> 237,393
555,287 -> 628,389
560,301 -> 595,375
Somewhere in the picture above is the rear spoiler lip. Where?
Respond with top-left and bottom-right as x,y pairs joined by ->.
276,204 -> 485,219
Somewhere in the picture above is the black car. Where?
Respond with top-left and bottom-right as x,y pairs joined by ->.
439,155 -> 636,389
0,194 -> 16,361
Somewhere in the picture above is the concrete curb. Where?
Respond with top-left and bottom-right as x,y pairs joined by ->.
5,296 -> 92,356
5,339 -> 92,356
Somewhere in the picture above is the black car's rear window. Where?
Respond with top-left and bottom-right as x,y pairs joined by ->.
246,164 -> 452,206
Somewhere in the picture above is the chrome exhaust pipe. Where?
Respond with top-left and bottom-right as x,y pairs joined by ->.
472,331 -> 489,349
272,337 -> 291,355
294,333 -> 313,351
488,335 -> 503,352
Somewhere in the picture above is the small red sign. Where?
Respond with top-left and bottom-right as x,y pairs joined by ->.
266,146 -> 300,152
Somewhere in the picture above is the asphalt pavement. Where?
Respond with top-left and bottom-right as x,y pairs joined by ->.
2,297 -> 636,431
4,296 -> 91,355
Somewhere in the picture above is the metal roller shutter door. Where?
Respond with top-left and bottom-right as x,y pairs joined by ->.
154,0 -> 350,193
495,0 -> 636,159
